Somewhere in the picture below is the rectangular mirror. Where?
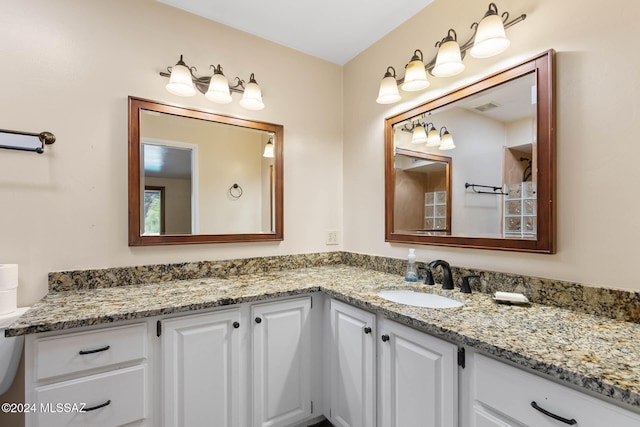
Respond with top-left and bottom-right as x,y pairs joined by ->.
129,97 -> 283,245
393,149 -> 451,235
385,51 -> 554,253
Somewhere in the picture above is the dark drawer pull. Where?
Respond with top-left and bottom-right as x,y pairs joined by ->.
82,399 -> 111,412
363,327 -> 372,334
233,321 -> 240,328
381,334 -> 390,342
531,401 -> 577,425
78,345 -> 110,355
255,317 -> 262,324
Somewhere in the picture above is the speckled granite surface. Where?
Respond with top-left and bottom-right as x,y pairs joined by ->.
48,252 -> 640,322
9,264 -> 640,410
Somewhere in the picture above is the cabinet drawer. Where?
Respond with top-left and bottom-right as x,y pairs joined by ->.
33,364 -> 146,427
34,323 -> 147,381
473,354 -> 640,426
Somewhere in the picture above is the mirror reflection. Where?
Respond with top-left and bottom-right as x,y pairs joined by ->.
385,51 -> 554,253
393,73 -> 535,239
393,149 -> 451,235
128,97 -> 284,246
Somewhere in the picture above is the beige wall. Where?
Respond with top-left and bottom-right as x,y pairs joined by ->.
0,0 -> 344,306
343,0 -> 640,290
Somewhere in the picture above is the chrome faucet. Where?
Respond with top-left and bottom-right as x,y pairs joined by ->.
425,260 -> 454,290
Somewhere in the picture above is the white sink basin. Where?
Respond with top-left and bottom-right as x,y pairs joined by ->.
377,290 -> 464,309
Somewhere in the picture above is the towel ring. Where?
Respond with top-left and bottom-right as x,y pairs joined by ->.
229,183 -> 243,199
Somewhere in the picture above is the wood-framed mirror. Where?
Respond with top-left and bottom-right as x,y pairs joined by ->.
128,96 -> 283,246
385,50 -> 555,253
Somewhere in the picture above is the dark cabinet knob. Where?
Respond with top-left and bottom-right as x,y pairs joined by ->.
363,327 -> 372,334
233,321 -> 240,329
381,334 -> 390,342
255,317 -> 262,324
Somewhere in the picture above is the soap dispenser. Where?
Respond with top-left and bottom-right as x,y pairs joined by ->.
405,249 -> 419,282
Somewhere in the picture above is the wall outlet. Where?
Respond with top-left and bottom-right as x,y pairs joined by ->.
326,230 -> 339,245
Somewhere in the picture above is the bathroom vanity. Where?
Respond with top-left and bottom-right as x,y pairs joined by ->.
8,262 -> 640,427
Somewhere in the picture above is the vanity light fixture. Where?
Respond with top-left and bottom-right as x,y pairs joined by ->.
161,55 -> 265,110
376,67 -> 402,104
401,50 -> 430,92
165,55 -> 197,97
263,138 -> 275,158
432,30 -> 465,78
469,2 -> 511,58
376,3 -> 525,104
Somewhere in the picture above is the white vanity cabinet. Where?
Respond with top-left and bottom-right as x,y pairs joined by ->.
378,317 -> 458,427
328,299 -> 376,427
25,323 -> 149,427
326,299 -> 459,427
251,296 -> 312,427
463,350 -> 640,427
161,308 -> 242,427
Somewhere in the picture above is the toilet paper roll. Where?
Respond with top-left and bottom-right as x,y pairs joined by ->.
0,264 -> 18,291
0,288 -> 17,315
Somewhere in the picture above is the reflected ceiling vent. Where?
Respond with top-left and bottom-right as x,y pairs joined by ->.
474,102 -> 500,112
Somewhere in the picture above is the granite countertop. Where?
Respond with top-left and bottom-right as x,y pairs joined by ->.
7,265 -> 640,410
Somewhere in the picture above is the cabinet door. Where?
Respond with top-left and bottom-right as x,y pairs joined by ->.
252,297 -> 312,427
161,309 -> 242,427
329,300 -> 376,427
378,318 -> 458,427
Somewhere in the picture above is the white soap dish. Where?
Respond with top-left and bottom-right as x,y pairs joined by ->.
493,291 -> 530,305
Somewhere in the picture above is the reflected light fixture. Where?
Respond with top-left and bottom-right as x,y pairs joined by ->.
432,30 -> 465,77
376,3 -> 525,104
161,55 -> 265,110
401,119 -> 454,151
411,123 -> 428,144
438,127 -> 456,150
425,123 -> 441,147
263,138 -> 275,158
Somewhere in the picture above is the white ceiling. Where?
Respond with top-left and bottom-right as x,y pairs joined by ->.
157,0 -> 434,65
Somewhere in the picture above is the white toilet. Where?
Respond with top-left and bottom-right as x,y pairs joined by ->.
0,307 -> 29,395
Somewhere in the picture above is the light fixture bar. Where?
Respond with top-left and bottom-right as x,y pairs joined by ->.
160,55 -> 264,110
424,9 -> 526,71
377,3 -> 526,104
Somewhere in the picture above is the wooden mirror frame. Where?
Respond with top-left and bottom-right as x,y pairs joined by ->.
385,50 -> 555,253
128,96 -> 284,246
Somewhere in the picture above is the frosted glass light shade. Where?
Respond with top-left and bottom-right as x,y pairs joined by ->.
263,140 -> 275,158
377,75 -> 401,104
470,13 -> 510,58
439,130 -> 456,150
166,63 -> 196,97
432,40 -> 465,77
205,73 -> 232,104
426,126 -> 441,147
401,60 -> 429,92
411,125 -> 428,144
240,81 -> 264,110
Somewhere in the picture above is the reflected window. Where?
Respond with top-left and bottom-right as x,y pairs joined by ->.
144,186 -> 165,235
